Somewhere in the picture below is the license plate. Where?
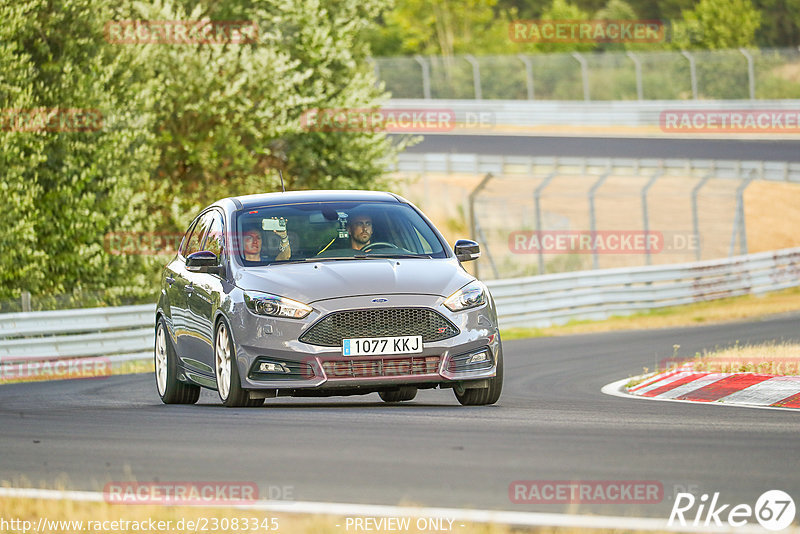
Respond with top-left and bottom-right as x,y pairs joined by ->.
342,336 -> 423,356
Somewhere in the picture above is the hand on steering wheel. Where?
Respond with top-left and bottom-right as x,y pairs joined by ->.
361,241 -> 399,252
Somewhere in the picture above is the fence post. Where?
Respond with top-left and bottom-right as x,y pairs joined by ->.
414,55 -> 431,99
739,48 -> 756,100
729,167 -> 757,256
464,54 -> 482,100
641,167 -> 665,265
469,173 -> 494,278
518,54 -> 535,100
366,58 -> 380,88
571,52 -> 590,101
534,163 -> 560,274
589,166 -> 613,269
681,50 -> 698,100
21,291 -> 31,312
626,51 -> 643,101
691,167 -> 714,261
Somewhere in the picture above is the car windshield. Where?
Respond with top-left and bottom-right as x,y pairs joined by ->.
233,201 -> 448,266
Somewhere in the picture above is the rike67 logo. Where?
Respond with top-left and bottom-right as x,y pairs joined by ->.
669,490 -> 796,531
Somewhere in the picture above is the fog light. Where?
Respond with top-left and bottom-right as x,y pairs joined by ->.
259,362 -> 289,373
468,351 -> 490,364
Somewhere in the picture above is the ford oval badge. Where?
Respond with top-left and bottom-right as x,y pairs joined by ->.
371,298 -> 388,303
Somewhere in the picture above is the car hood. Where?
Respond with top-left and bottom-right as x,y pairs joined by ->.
234,258 -> 474,303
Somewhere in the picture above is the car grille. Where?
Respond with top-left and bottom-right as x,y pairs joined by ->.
299,308 -> 459,347
322,356 -> 441,379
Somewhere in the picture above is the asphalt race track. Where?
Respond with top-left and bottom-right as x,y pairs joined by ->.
2,313 -> 799,520
401,135 -> 800,162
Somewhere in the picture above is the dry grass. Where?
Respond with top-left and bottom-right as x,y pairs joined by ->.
689,341 -> 800,375
501,286 -> 800,340
0,493 -> 669,534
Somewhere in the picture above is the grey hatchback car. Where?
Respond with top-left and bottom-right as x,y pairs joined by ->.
155,190 -> 503,407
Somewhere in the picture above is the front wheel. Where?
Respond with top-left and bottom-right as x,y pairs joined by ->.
154,318 -> 200,404
214,320 -> 264,408
454,351 -> 503,406
379,386 -> 417,403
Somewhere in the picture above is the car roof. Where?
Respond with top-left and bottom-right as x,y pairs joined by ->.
223,190 -> 405,211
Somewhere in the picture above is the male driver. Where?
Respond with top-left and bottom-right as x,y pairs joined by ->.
347,213 -> 373,251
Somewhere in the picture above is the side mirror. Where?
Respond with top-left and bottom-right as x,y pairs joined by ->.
186,250 -> 225,276
454,239 -> 481,262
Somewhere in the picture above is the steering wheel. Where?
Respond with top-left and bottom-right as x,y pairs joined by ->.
361,241 -> 399,253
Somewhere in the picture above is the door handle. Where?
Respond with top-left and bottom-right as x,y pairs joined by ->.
184,283 -> 194,294
165,275 -> 175,286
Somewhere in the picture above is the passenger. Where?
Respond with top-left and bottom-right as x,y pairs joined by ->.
242,222 -> 291,261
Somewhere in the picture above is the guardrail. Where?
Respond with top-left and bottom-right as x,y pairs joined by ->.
487,247 -> 800,328
1,248 -> 798,366
386,98 -> 800,130
0,304 -> 154,365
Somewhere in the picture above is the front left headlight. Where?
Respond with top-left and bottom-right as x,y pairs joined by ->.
443,280 -> 487,312
244,291 -> 312,319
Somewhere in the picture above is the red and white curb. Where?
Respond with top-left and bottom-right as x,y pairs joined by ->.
603,367 -> 800,411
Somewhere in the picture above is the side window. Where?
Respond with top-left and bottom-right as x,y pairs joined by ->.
202,211 -> 225,261
183,212 -> 213,257
179,219 -> 200,257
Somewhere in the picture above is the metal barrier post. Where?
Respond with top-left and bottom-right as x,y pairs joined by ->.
681,50 -> 698,100
641,167 -> 665,265
469,173 -> 494,278
627,51 -> 643,101
589,167 -> 613,269
571,52 -> 590,101
464,54 -> 482,100
729,168 -> 757,256
691,169 -> 714,261
517,54 -> 535,100
739,48 -> 756,100
414,55 -> 431,99
534,165 -> 559,274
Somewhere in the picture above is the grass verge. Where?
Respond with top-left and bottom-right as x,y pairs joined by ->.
0,493 -> 668,534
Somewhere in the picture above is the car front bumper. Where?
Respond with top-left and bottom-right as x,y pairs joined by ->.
230,294 -> 501,392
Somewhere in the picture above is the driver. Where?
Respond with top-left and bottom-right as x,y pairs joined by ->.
347,213 -> 373,251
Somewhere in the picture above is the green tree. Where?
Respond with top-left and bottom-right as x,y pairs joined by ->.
675,0 -> 762,49
0,0 -> 159,302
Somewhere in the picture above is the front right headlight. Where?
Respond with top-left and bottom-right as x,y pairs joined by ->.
443,280 -> 487,312
244,291 -> 312,319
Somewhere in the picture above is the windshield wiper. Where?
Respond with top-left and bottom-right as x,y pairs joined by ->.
362,253 -> 432,259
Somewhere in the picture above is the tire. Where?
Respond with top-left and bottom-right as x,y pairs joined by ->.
214,319 -> 264,408
379,386 -> 418,403
155,317 -> 200,404
454,350 -> 503,406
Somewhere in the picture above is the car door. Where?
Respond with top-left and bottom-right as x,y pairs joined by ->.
187,209 -> 227,373
163,217 -> 199,360
175,212 -> 214,377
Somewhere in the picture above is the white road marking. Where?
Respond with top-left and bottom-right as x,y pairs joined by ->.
0,486 -> 780,533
